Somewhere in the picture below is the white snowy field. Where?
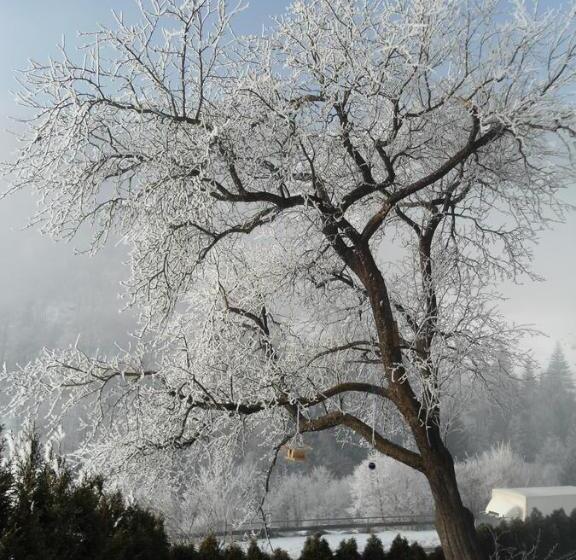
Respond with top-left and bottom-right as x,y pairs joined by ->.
249,529 -> 440,558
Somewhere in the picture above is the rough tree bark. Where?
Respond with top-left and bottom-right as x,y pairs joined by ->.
426,449 -> 484,560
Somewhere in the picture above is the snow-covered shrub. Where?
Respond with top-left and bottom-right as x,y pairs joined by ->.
349,453 -> 433,518
267,467 -> 351,523
455,443 -> 560,514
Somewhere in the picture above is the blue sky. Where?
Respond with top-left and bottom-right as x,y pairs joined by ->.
0,1 -> 574,368
0,1 -> 292,108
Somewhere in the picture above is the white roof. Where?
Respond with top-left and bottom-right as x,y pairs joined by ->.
493,487 -> 576,497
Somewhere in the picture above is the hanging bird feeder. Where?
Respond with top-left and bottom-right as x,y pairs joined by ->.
283,444 -> 311,462
282,405 -> 311,462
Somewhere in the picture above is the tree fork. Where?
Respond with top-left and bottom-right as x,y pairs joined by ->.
355,246 -> 486,560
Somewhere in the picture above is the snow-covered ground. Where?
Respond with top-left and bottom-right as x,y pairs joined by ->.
248,529 -> 440,558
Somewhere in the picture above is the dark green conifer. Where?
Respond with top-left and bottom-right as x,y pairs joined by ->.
224,543 -> 246,560
386,535 -> 411,560
246,539 -> 271,560
199,535 -> 222,560
170,543 -> 198,560
361,534 -> 385,560
271,548 -> 291,560
408,542 -> 427,560
539,345 -> 575,442
335,538 -> 360,560
300,533 -> 332,560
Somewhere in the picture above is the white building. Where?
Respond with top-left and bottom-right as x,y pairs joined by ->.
485,487 -> 576,521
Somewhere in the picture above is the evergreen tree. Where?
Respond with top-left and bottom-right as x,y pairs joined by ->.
224,543 -> 246,560
104,505 -> 170,560
0,431 -> 51,559
509,364 -> 540,461
271,549 -> 291,560
361,535 -> 385,560
245,540 -> 270,560
335,538 -> 360,560
0,432 -> 12,537
539,345 -> 575,443
408,542 -> 427,560
0,428 -> 171,560
560,428 -> 576,484
299,533 -> 332,560
477,507 -> 576,559
171,543 -> 198,560
452,351 -> 519,457
426,548 -> 445,560
199,535 -> 222,560
386,535 -> 411,560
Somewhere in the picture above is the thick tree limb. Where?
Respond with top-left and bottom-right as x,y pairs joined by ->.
361,123 -> 505,241
174,381 -> 392,412
297,410 -> 425,472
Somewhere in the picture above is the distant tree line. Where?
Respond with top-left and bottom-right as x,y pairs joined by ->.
447,344 -> 576,484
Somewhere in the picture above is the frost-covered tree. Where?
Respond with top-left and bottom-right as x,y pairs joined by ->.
349,453 -> 433,518
131,449 -> 261,540
268,466 -> 351,523
3,1 -> 576,559
455,443 -> 559,515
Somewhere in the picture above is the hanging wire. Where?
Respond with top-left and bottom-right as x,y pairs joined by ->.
371,395 -> 376,447
368,396 -> 377,470
296,403 -> 300,437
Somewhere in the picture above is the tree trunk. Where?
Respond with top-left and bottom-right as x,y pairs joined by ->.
425,447 -> 485,560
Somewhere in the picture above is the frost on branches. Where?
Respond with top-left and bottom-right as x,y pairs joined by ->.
2,0 -> 576,548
